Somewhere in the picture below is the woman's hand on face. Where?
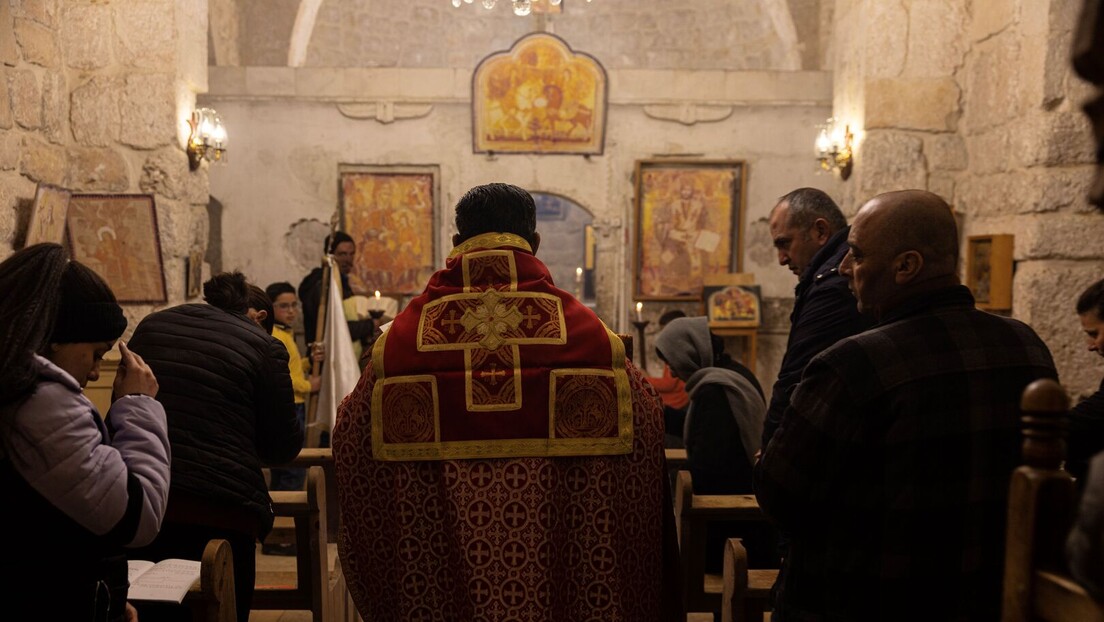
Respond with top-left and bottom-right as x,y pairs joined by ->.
113,342 -> 159,399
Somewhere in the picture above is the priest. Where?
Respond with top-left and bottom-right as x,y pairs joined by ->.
333,182 -> 680,621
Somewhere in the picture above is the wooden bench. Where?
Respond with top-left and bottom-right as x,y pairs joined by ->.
254,466 -> 331,621
674,470 -> 777,618
1001,378 -> 1104,622
181,539 -> 237,622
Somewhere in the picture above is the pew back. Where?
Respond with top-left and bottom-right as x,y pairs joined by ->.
1001,379 -> 1104,622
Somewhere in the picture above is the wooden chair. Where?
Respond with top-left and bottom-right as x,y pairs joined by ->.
674,470 -> 777,618
182,539 -> 237,622
1001,378 -> 1104,622
254,466 -> 331,622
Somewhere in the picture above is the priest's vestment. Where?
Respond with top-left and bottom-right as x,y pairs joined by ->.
333,233 -> 676,621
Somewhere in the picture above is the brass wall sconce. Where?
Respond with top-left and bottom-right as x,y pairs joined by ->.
815,118 -> 853,180
186,108 -> 227,170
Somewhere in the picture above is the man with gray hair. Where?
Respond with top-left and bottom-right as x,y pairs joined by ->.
762,188 -> 870,450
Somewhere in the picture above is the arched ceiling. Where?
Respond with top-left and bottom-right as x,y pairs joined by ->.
210,0 -> 828,71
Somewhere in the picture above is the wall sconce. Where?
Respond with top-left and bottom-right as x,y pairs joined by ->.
815,118 -> 853,180
186,108 -> 227,170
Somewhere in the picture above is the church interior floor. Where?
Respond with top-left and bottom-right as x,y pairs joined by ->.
248,543 -> 318,622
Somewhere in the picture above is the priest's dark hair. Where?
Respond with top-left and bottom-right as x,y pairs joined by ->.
203,271 -> 250,315
325,231 -> 355,254
454,183 -> 537,247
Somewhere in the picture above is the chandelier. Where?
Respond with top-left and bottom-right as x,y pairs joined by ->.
450,0 -> 592,16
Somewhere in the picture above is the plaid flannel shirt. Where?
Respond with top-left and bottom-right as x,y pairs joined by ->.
756,285 -> 1056,622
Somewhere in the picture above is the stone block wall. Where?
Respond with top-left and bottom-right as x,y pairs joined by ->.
220,0 -> 829,71
0,0 -> 210,334
830,0 -> 1104,399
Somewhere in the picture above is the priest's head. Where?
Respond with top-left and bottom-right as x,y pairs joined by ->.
325,231 -> 357,275
453,183 -> 541,254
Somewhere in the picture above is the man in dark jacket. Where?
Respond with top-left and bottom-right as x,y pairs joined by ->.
756,190 -> 1057,621
128,272 -> 302,622
762,188 -> 871,450
1066,277 -> 1104,483
298,231 -> 376,348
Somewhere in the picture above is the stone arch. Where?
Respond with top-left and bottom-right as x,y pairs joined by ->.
529,191 -> 595,302
287,0 -> 324,67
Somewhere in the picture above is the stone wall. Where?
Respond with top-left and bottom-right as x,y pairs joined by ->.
222,0 -> 828,71
0,0 -> 210,335
830,0 -> 1104,400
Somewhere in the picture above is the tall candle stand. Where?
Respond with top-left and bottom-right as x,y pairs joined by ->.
631,319 -> 650,368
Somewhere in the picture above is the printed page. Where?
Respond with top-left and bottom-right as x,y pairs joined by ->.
127,560 -> 156,584
127,559 -> 202,603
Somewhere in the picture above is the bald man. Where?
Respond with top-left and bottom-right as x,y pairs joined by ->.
755,190 -> 1057,621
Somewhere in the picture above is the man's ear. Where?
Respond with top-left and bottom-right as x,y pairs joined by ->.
256,310 -> 268,324
529,232 -> 541,255
811,218 -> 832,244
894,250 -> 924,284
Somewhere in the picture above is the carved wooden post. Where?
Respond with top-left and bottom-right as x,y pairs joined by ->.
1002,378 -> 1074,622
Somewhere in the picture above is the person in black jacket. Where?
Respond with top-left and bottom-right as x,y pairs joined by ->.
128,272 -> 302,622
298,232 -> 376,349
762,188 -> 873,451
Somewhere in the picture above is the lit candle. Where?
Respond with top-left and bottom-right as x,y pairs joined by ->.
635,302 -> 643,322
575,267 -> 583,283
374,290 -> 381,311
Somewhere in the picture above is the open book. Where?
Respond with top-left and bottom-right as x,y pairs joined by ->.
127,559 -> 202,603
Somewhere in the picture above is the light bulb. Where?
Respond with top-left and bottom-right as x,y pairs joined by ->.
482,0 -> 496,7
550,0 -> 562,4
464,0 -> 473,4
513,0 -> 531,16
452,0 -> 462,7
815,128 -> 831,155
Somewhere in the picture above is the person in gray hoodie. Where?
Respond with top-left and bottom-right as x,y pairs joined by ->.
0,243 -> 169,622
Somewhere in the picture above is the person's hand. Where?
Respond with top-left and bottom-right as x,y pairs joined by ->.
754,449 -> 763,463
125,602 -> 139,622
310,342 -> 325,363
309,374 -> 321,393
113,342 -> 159,399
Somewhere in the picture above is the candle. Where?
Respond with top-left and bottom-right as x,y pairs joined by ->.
374,290 -> 381,311
635,302 -> 643,322
575,267 -> 583,283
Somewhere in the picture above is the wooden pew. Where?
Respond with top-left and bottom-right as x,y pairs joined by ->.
666,447 -> 688,471
183,539 -> 237,622
1001,379 -> 1104,622
674,470 -> 777,618
254,466 -> 330,622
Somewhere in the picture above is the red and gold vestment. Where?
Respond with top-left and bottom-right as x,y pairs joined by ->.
334,233 -> 677,621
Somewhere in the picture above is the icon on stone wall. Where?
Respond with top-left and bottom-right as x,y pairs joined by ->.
966,234 -> 1013,311
25,183 -> 72,247
66,194 -> 167,303
339,165 -> 440,297
703,275 -> 761,329
634,159 -> 747,301
472,33 -> 608,155
186,250 -> 203,299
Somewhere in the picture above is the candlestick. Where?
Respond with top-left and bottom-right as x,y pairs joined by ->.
635,301 -> 643,322
631,319 -> 650,368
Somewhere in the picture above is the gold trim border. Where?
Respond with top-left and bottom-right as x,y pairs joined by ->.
448,232 -> 532,259
465,346 -> 523,412
370,373 -> 441,458
416,291 -> 567,352
462,249 -> 518,293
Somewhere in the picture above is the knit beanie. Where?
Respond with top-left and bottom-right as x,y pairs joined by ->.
50,262 -> 127,343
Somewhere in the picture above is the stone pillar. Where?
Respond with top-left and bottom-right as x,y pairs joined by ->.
829,0 -> 1104,399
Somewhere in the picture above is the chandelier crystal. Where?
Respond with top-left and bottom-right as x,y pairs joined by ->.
452,0 -> 591,14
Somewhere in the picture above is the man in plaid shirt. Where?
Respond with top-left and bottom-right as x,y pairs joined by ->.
755,190 -> 1057,621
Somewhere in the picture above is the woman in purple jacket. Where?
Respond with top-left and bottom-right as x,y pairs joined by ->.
0,243 -> 170,622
